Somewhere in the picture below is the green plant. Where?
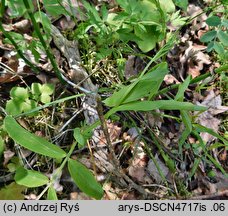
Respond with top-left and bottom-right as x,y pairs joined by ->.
78,0 -> 176,53
5,83 -> 55,115
2,115 -> 103,200
1,0 -> 228,200
200,14 -> 228,63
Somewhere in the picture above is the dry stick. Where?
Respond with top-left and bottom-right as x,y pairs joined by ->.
95,95 -> 120,169
95,95 -> 152,198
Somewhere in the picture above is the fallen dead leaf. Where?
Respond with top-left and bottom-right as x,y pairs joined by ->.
147,155 -> 170,184
196,90 -> 228,143
3,150 -> 15,166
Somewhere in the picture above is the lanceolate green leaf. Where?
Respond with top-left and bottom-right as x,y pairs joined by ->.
107,100 -> 207,117
15,167 -> 49,187
73,128 -> 86,148
175,75 -> 191,101
194,124 -> 228,146
104,62 -> 168,107
181,110 -> 192,132
68,159 -> 104,200
47,186 -> 58,200
4,116 -> 66,158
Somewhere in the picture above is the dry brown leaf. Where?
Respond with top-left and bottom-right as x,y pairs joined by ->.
187,4 -> 207,34
147,155 -> 170,184
98,121 -> 121,145
24,193 -> 37,200
13,19 -> 31,34
164,74 -> 180,85
127,140 -> 152,183
196,90 -> 228,143
179,41 -> 211,79
3,150 -> 15,166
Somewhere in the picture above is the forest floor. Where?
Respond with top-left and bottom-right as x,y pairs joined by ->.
0,0 -> 228,200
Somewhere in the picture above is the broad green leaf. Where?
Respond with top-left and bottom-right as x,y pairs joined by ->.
206,16 -> 221,27
15,167 -> 49,187
68,159 -> 104,199
4,116 -> 66,158
43,0 -> 68,17
107,100 -> 207,116
10,87 -> 28,101
31,83 -> 42,97
41,84 -> 55,95
0,182 -> 26,200
47,186 -> 58,200
14,94 -> 84,117
73,128 -> 86,148
116,0 -> 131,11
6,98 -> 37,116
31,83 -> 54,103
40,94 -> 51,104
221,19 -> 228,28
6,0 -> 34,18
173,0 -> 188,10
6,99 -> 22,115
34,11 -> 52,35
134,25 -> 160,52
3,32 -> 26,48
21,99 -> 37,112
206,41 -> 215,52
159,0 -> 176,13
200,30 -> 217,43
138,0 -> 161,23
214,42 -> 225,56
104,62 -> 168,107
217,30 -> 228,46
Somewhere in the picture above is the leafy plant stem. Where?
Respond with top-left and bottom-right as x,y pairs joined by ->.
0,0 -> 40,73
22,0 -> 65,84
154,0 -> 166,37
37,141 -> 77,200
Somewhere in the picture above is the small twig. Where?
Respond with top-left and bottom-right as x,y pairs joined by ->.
95,95 -> 151,198
87,140 -> 97,177
95,94 -> 120,169
60,73 -> 96,95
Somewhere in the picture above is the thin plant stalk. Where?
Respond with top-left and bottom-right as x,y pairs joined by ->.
22,0 -> 65,83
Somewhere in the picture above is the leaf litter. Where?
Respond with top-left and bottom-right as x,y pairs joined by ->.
0,0 -> 227,200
